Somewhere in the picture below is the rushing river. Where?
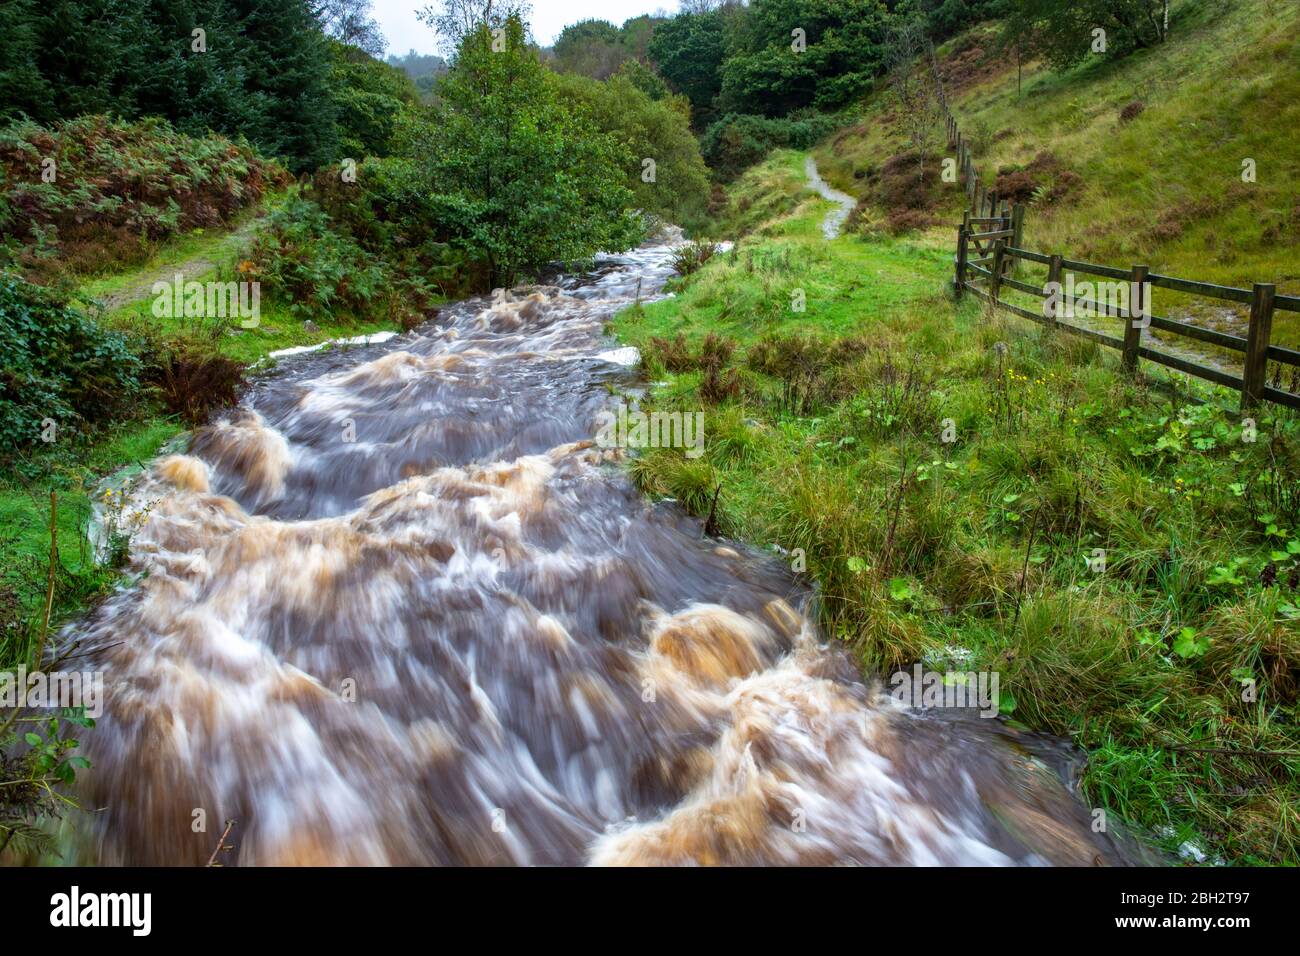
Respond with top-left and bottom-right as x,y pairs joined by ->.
71,230 -> 1133,866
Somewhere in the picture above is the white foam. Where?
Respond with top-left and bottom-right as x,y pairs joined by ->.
268,331 -> 400,359
596,346 -> 639,366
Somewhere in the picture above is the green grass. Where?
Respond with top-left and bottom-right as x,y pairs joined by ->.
612,150 -> 1300,865
101,290 -> 401,366
705,149 -> 818,240
0,417 -> 182,660
76,195 -> 282,301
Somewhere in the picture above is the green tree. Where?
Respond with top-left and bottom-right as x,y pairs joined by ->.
316,0 -> 387,56
0,0 -> 341,172
552,19 -> 628,79
719,0 -> 890,116
998,0 -> 1170,71
619,14 -> 662,62
327,40 -> 421,158
918,0 -> 1006,40
552,71 -> 711,228
11,0 -> 128,121
619,59 -> 672,101
230,0 -> 339,171
418,0 -> 534,55
646,10 -> 729,124
0,0 -> 52,122
411,17 -> 644,286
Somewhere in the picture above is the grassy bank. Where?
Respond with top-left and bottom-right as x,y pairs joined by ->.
82,196 -> 405,365
611,151 -> 1300,865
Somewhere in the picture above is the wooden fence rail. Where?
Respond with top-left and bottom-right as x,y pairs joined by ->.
932,46 -> 1297,412
953,221 -> 1300,412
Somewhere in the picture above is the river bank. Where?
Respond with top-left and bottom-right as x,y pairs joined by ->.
610,151 -> 1300,865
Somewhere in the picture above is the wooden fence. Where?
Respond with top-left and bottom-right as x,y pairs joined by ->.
930,43 -> 1025,224
954,215 -> 1300,411
930,44 -> 1300,411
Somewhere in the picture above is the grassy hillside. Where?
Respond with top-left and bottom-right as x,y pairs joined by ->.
813,0 -> 1300,351
612,149 -> 1300,865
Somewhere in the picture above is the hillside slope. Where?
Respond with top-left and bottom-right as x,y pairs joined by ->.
813,0 -> 1300,349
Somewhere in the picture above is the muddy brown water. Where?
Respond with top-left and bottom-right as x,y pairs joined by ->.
69,232 -> 1136,866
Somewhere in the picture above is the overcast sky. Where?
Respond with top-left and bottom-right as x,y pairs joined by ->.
372,1 -> 677,57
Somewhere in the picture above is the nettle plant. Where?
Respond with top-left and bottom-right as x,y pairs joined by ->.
1119,402 -> 1300,593
0,708 -> 95,859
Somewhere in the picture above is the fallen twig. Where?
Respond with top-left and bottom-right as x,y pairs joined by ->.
206,819 -> 236,867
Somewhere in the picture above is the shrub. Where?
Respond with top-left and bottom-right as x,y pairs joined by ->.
670,240 -> 719,277
648,332 -> 695,372
646,330 -> 742,404
1119,100 -> 1146,123
701,112 -> 840,181
885,208 -> 936,234
306,159 -> 481,300
747,332 -> 872,415
994,151 -> 1083,207
242,198 -> 403,324
150,347 -> 246,426
849,151 -> 943,235
697,332 -> 742,404
0,272 -> 142,458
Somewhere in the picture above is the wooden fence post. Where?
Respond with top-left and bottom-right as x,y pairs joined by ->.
1000,203 -> 1020,277
955,215 -> 969,297
991,241 -> 1005,303
1046,254 -> 1063,326
1242,282 -> 1277,409
1122,264 -> 1148,375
